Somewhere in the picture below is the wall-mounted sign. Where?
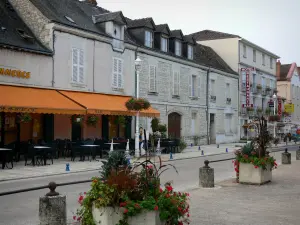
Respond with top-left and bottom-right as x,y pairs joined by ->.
0,68 -> 30,79
241,67 -> 255,107
284,104 -> 294,113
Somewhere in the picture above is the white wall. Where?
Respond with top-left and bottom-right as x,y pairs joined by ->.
0,48 -> 52,87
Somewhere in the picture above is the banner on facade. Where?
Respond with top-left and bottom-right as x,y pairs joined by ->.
241,67 -> 255,107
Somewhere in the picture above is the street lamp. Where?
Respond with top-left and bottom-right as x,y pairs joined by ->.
134,56 -> 142,158
273,93 -> 277,138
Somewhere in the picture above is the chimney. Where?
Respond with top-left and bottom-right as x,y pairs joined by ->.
276,60 -> 281,80
85,0 -> 97,5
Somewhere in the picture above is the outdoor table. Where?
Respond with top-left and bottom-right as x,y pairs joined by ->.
0,148 -> 12,169
81,145 -> 100,161
33,146 -> 51,166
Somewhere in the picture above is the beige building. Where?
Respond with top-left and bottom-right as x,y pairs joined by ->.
276,61 -> 300,133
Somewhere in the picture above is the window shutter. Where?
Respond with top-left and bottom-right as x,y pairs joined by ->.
79,49 -> 84,83
118,59 -> 123,88
149,65 -> 156,92
177,72 -> 180,96
200,73 -> 206,96
197,76 -> 201,97
72,49 -> 78,82
189,75 -> 192,96
112,58 -> 118,87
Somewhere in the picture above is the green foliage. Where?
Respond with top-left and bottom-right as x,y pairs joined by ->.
86,115 -> 99,127
18,113 -> 32,123
158,124 -> 167,133
114,116 -> 126,126
99,151 -> 129,180
151,118 -> 160,132
235,151 -> 277,170
241,142 -> 254,156
179,138 -> 187,152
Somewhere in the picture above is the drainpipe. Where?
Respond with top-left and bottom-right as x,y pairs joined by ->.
92,41 -> 96,92
206,66 -> 211,145
51,31 -> 56,87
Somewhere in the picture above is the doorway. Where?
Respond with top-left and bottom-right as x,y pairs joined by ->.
102,115 -> 109,140
210,113 -> 216,144
71,122 -> 82,141
168,112 -> 181,138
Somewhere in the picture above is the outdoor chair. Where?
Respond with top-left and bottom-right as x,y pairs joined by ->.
3,142 -> 16,169
26,145 -> 43,166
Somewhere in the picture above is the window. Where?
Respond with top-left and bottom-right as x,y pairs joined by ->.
112,24 -> 122,49
173,71 -> 180,96
72,48 -> 84,84
210,79 -> 215,96
149,65 -> 157,92
226,83 -> 230,99
261,77 -> 265,88
161,37 -> 168,52
175,40 -> 182,56
145,30 -> 153,48
242,72 -> 246,88
253,49 -> 256,62
225,114 -> 232,134
262,53 -> 265,65
188,45 -> 193,60
243,44 -> 247,58
191,112 -> 197,135
112,58 -> 123,88
270,57 -> 273,69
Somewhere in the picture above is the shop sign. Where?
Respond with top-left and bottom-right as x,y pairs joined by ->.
284,104 -> 294,113
278,99 -> 282,116
0,67 -> 30,79
241,67 -> 255,107
0,106 -> 36,113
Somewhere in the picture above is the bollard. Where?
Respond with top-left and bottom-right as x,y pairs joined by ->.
217,144 -> 219,148
201,150 -> 204,156
169,151 -> 173,160
39,182 -> 67,225
199,160 -> 214,188
296,146 -> 300,160
282,148 -> 291,164
65,163 -> 70,172
226,148 -> 228,153
191,143 -> 193,147
198,146 -> 201,150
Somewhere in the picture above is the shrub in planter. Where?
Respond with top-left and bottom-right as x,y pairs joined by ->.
246,107 -> 254,112
75,155 -> 190,225
233,117 -> 277,185
265,108 -> 271,115
86,115 -> 99,127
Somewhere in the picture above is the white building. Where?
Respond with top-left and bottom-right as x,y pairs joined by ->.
188,30 -> 280,139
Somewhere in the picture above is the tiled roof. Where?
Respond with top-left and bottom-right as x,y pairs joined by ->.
0,0 -> 51,54
155,24 -> 170,34
126,17 -> 155,29
278,64 -> 291,81
187,29 -> 240,41
170,30 -> 183,39
92,11 -> 126,25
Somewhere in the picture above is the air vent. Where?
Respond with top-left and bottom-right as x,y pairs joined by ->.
65,16 -> 75,23
16,29 -> 34,40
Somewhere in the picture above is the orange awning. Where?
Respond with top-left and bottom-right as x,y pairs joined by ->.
59,90 -> 160,117
0,85 -> 85,115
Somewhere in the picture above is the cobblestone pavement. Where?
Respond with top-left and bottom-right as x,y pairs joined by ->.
189,160 -> 300,225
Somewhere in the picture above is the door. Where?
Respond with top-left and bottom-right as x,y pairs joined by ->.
71,122 -> 82,141
43,114 -> 54,143
210,113 -> 216,144
168,112 -> 181,138
102,115 -> 109,140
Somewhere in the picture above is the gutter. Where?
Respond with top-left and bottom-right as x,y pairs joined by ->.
0,43 -> 52,56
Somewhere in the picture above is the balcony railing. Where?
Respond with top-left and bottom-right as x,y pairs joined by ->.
210,95 -> 216,103
226,98 -> 231,105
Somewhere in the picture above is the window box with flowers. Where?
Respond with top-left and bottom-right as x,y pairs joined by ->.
75,152 -> 190,225
233,117 -> 277,185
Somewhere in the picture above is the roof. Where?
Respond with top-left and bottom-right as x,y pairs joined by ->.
155,24 -> 170,35
278,63 -> 298,82
187,29 -> 239,41
170,30 -> 184,40
126,17 -> 155,29
92,11 -> 127,25
0,1 -> 51,54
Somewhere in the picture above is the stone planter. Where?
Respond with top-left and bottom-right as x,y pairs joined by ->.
239,162 -> 272,185
92,205 -> 163,225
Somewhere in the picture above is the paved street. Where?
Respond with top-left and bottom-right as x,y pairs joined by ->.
0,146 -> 298,225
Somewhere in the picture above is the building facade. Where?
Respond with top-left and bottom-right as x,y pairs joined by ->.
188,30 -> 280,139
276,61 -> 300,133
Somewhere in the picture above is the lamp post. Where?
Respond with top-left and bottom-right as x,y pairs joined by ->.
273,93 -> 277,138
134,56 -> 142,158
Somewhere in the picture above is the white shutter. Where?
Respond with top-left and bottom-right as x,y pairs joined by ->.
112,58 -> 118,87
79,49 -> 84,83
177,72 -> 180,96
118,59 -> 123,88
149,66 -> 156,92
189,75 -> 192,96
72,48 -> 78,82
173,72 -> 178,95
197,76 -> 201,97
191,118 -> 195,135
200,73 -> 206,96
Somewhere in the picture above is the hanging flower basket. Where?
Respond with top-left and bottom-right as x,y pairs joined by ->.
71,115 -> 84,124
125,98 -> 151,111
18,113 -> 32,123
86,115 -> 99,127
114,116 -> 126,127
256,84 -> 262,90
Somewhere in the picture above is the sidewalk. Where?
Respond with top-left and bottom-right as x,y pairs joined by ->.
0,142 -> 297,182
189,160 -> 300,225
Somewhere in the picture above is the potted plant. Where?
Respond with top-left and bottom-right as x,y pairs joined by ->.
256,84 -> 262,90
86,115 -> 99,127
18,113 -> 32,123
75,154 -> 190,225
233,117 -> 277,185
265,108 -> 271,115
125,98 -> 151,111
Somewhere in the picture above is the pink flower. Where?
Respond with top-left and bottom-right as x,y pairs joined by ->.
147,165 -> 153,169
73,216 -> 76,220
154,205 -> 159,211
166,185 -> 173,192
123,208 -> 128,214
254,166 -> 258,169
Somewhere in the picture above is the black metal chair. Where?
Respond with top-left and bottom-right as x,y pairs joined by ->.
3,142 -> 16,169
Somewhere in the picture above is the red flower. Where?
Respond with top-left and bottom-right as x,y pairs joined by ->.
83,192 -> 86,195
78,195 -> 84,201
235,168 -> 239,173
274,162 -> 277,166
243,154 -> 249,159
134,203 -> 140,209
251,151 -> 256,155
147,165 -> 153,169
154,205 -> 159,211
178,192 -> 181,196
187,213 -> 190,217
165,193 -> 170,198
159,187 -> 163,193
123,208 -> 128,214
166,185 -> 173,192
254,166 -> 258,169
178,221 -> 183,225
77,217 -> 81,222
178,207 -> 182,212
120,202 -> 127,207
73,216 -> 76,220
92,179 -> 98,183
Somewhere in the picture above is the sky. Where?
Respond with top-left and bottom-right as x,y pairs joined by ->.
97,0 -> 299,65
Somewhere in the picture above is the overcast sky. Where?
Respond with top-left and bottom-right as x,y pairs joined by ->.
98,0 -> 299,65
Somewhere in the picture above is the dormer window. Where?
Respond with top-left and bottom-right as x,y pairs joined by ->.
188,45 -> 193,60
145,30 -> 153,48
175,40 -> 182,56
161,36 -> 168,52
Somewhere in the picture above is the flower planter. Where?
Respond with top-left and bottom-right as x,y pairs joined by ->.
92,206 -> 163,225
239,162 -> 272,185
